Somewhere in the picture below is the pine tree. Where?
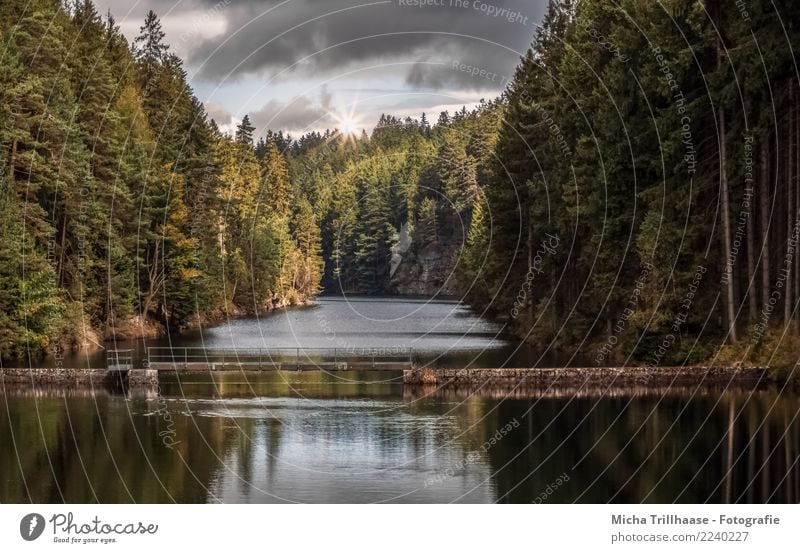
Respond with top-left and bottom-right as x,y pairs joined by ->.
235,115 -> 255,146
261,140 -> 292,216
417,197 -> 439,247
420,112 -> 430,136
458,198 -> 493,306
134,10 -> 168,84
292,198 -> 324,297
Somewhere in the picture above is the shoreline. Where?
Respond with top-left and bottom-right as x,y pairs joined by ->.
21,298 -> 317,366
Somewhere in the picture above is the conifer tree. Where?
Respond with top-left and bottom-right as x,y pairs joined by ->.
235,115 -> 255,146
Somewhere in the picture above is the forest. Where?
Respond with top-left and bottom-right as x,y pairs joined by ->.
467,0 -> 800,366
0,1 -> 324,357
2,0 -> 800,367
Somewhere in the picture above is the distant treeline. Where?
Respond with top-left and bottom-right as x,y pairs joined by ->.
285,107 -> 503,296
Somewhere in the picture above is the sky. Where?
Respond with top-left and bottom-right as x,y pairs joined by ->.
93,0 -> 549,137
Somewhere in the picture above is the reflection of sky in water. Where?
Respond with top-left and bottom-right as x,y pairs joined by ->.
198,297 -> 510,353
189,397 -> 495,503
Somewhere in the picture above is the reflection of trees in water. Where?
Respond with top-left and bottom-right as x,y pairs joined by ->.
0,392 -> 232,502
1,386 -> 798,503
160,371 -> 399,400
480,389 -> 800,503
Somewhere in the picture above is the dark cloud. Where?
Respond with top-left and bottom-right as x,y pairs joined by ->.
249,94 -> 331,134
184,0 -> 546,89
96,0 -> 548,131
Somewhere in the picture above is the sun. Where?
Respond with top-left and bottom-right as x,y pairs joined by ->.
331,105 -> 361,136
339,117 -> 359,135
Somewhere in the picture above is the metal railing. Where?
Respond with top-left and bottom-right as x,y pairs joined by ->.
146,347 -> 414,370
106,349 -> 133,372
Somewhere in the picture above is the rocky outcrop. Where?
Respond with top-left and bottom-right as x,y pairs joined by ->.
389,241 -> 460,296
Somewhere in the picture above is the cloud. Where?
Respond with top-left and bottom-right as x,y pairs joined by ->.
95,0 -> 229,58
183,0 -> 545,88
249,94 -> 332,135
204,100 -> 234,126
95,0 -> 548,132
319,84 -> 333,110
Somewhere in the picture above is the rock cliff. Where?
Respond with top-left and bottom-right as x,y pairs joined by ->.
389,241 -> 460,296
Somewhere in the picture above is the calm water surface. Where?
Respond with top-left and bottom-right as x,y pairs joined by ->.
3,298 -> 799,503
53,297 -> 565,368
1,373 -> 799,503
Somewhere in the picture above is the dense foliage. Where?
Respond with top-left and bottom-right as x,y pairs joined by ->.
459,0 -> 800,365
0,1 -> 322,358
285,107 -> 502,295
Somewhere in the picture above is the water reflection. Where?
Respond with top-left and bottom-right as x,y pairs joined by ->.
1,373 -> 798,503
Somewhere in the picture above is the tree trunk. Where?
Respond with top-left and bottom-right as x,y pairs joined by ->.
746,92 -> 757,323
719,107 -> 737,341
8,137 -> 17,177
761,138 -> 771,312
795,83 -> 800,327
58,213 -> 67,287
786,85 -> 795,325
747,171 -> 757,322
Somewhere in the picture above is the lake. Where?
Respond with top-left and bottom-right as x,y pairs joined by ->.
51,296 -> 570,368
2,297 -> 799,503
